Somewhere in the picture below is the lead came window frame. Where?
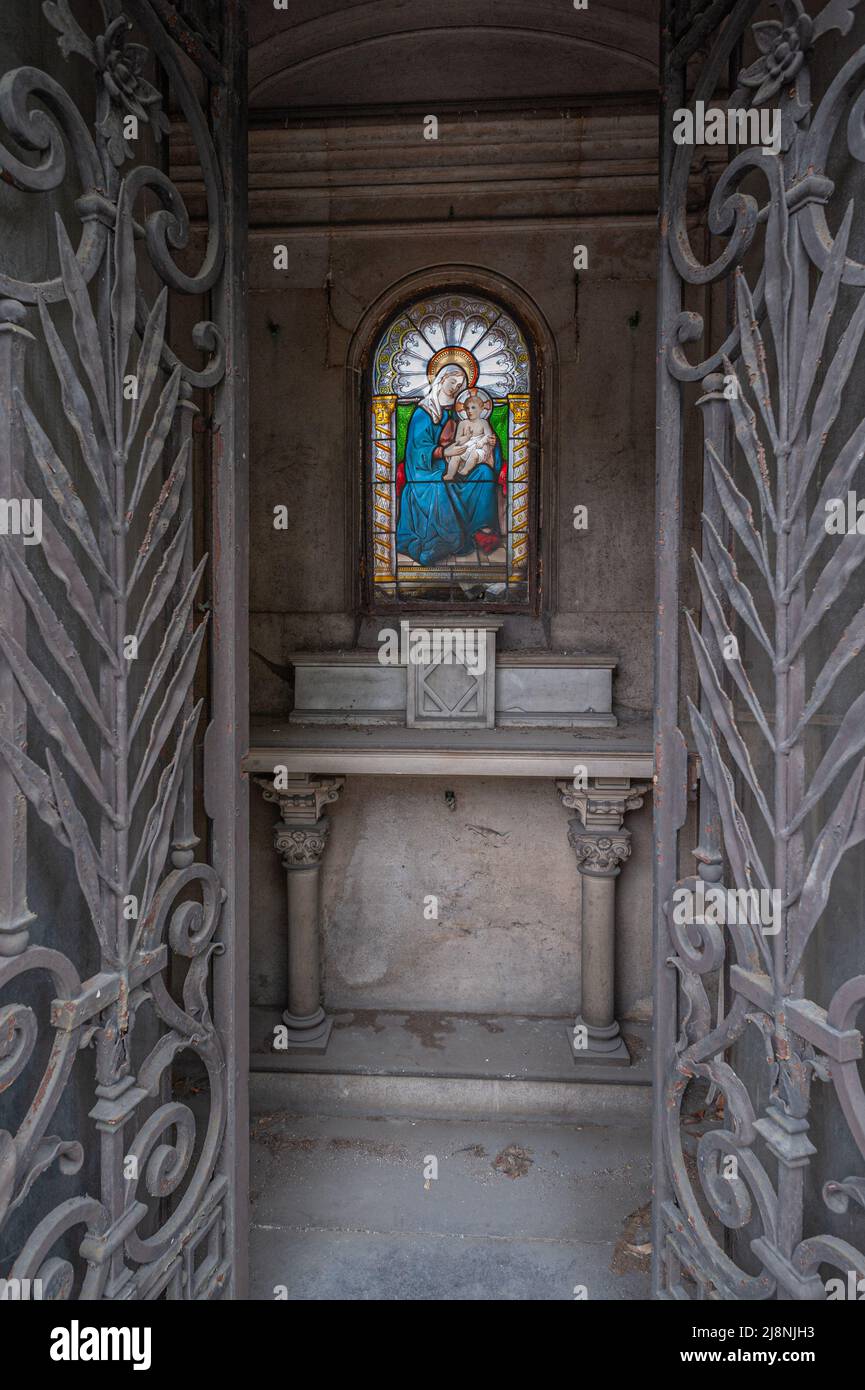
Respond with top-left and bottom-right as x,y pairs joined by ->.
363,289 -> 538,613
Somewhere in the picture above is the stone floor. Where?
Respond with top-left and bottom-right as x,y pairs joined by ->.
249,1108 -> 653,1300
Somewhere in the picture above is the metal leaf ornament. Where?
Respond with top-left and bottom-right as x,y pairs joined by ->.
0,195 -> 207,971
688,191 -> 865,990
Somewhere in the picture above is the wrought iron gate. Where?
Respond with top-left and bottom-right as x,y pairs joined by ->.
654,0 -> 865,1298
0,0 -> 248,1299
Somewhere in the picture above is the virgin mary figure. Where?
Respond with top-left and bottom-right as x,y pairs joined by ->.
396,351 -> 502,567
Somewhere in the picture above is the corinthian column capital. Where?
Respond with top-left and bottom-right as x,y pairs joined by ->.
568,826 -> 632,878
274,820 -> 330,871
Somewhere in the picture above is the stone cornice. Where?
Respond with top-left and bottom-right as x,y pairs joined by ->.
172,110 -> 722,230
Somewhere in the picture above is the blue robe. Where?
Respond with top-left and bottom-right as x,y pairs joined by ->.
396,404 -> 501,566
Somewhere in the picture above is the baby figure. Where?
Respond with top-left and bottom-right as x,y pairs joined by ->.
442,387 -> 496,480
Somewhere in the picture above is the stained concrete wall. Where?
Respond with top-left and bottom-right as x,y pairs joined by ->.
239,101 -> 689,1021
251,774 -> 654,1020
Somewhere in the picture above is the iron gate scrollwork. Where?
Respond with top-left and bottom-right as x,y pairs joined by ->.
0,0 -> 248,1299
655,0 -> 865,1298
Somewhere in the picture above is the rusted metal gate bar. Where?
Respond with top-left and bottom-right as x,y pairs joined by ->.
0,0 -> 248,1299
654,0 -> 865,1298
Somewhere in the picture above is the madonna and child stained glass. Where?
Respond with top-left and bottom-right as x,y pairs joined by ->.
369,293 -> 532,604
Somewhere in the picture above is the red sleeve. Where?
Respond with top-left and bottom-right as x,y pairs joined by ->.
434,418 -> 456,461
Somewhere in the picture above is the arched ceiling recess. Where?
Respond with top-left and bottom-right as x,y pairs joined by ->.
249,0 -> 659,112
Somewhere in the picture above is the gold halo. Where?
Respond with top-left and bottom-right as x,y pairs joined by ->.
455,386 -> 493,418
426,346 -> 479,387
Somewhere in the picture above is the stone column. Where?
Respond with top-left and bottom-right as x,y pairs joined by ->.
556,778 -> 650,1065
256,774 -> 344,1052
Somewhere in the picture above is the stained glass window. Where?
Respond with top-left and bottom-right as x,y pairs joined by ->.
368,293 -> 532,606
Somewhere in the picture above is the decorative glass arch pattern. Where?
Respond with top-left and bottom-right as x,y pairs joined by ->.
369,293 -> 532,604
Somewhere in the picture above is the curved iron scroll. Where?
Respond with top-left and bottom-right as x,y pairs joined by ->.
655,0 -> 865,1299
0,0 -> 247,1300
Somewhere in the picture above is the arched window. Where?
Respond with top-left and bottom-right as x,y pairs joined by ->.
367,291 -> 534,608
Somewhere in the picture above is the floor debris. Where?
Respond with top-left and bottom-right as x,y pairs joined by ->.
492,1143 -> 534,1179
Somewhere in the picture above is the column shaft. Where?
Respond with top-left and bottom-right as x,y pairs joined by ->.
285,856 -> 323,1024
557,776 -> 651,1067
580,868 -> 617,1032
570,828 -> 631,1061
255,775 -> 344,1054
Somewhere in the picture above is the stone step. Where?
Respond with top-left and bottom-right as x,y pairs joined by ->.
249,1008 -> 652,1124
249,1110 -> 653,1300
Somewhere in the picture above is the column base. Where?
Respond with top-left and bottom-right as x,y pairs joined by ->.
568,1018 -> 630,1066
280,1007 -> 333,1054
